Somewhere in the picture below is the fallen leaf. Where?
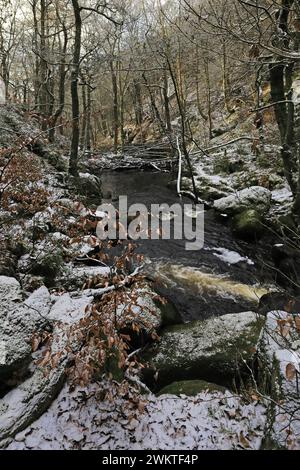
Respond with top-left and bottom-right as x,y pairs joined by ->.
286,363 -> 296,381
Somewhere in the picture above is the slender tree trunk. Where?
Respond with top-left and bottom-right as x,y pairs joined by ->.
86,83 -> 92,153
110,59 -> 119,152
80,81 -> 87,150
204,58 -> 213,140
222,40 -> 232,113
270,63 -> 297,194
39,0 -> 48,131
49,16 -> 68,143
195,45 -> 208,121
163,68 -> 172,134
142,72 -> 164,136
32,0 -> 40,109
166,56 -> 199,202
69,0 -> 82,176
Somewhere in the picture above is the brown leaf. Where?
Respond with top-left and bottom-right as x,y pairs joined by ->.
295,316 -> 300,331
32,336 -> 40,353
239,432 -> 250,448
277,319 -> 291,338
286,363 -> 296,381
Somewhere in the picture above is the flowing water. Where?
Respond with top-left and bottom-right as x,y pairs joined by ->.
101,170 -> 275,321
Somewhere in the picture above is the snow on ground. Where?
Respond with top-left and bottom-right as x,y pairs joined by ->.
194,163 -> 228,187
271,188 -> 293,204
7,384 -> 267,450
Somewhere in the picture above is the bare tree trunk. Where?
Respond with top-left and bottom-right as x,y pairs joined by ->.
80,81 -> 87,150
204,58 -> 213,140
270,63 -> 297,194
86,82 -> 92,153
39,0 -> 48,131
142,72 -> 164,136
69,0 -> 82,177
222,39 -> 232,113
49,14 -> 68,143
163,68 -> 172,134
133,78 -> 143,141
110,59 -> 119,152
195,45 -> 208,121
166,56 -> 199,202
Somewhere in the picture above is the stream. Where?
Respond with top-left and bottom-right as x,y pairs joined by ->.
100,170 -> 276,322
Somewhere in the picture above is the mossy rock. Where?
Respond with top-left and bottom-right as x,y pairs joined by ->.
231,209 -> 265,240
70,173 -> 102,199
142,312 -> 265,391
31,252 -> 64,282
157,380 -> 226,397
154,298 -> 182,327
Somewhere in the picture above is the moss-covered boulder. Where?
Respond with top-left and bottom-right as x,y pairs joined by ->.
214,186 -> 271,215
155,297 -> 182,327
157,380 -> 227,397
142,312 -> 265,390
231,209 -> 265,240
70,173 -> 102,198
31,252 -> 64,284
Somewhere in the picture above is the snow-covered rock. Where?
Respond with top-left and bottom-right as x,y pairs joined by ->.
49,293 -> 93,325
5,383 -> 267,450
143,312 -> 265,389
115,286 -> 163,331
0,276 -> 22,308
70,172 -> 102,198
214,186 -> 271,215
0,326 -> 67,447
0,283 -> 52,378
258,311 -> 300,449
58,264 -> 110,289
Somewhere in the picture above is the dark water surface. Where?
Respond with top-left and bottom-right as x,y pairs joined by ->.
101,170 -> 275,321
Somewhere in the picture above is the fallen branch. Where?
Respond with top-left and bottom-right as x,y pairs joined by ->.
75,266 -> 144,298
191,136 -> 254,155
124,370 -> 152,394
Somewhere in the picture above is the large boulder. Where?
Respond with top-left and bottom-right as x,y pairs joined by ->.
0,276 -> 22,308
58,265 -> 110,290
70,173 -> 102,199
0,282 -> 52,380
214,186 -> 271,216
143,312 -> 264,390
0,327 -> 67,447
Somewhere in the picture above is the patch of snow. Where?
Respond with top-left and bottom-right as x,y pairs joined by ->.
271,188 -> 293,203
49,293 -> 93,324
7,384 -> 267,450
208,247 -> 254,266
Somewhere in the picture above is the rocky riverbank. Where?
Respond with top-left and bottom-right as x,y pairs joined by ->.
0,106 -> 299,450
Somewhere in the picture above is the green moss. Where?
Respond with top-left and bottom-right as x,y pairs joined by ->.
142,314 -> 265,390
31,252 -> 64,282
157,380 -> 226,396
154,299 -> 182,326
231,209 -> 265,240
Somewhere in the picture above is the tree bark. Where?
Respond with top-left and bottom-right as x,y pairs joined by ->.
69,0 -> 82,176
110,59 -> 119,152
